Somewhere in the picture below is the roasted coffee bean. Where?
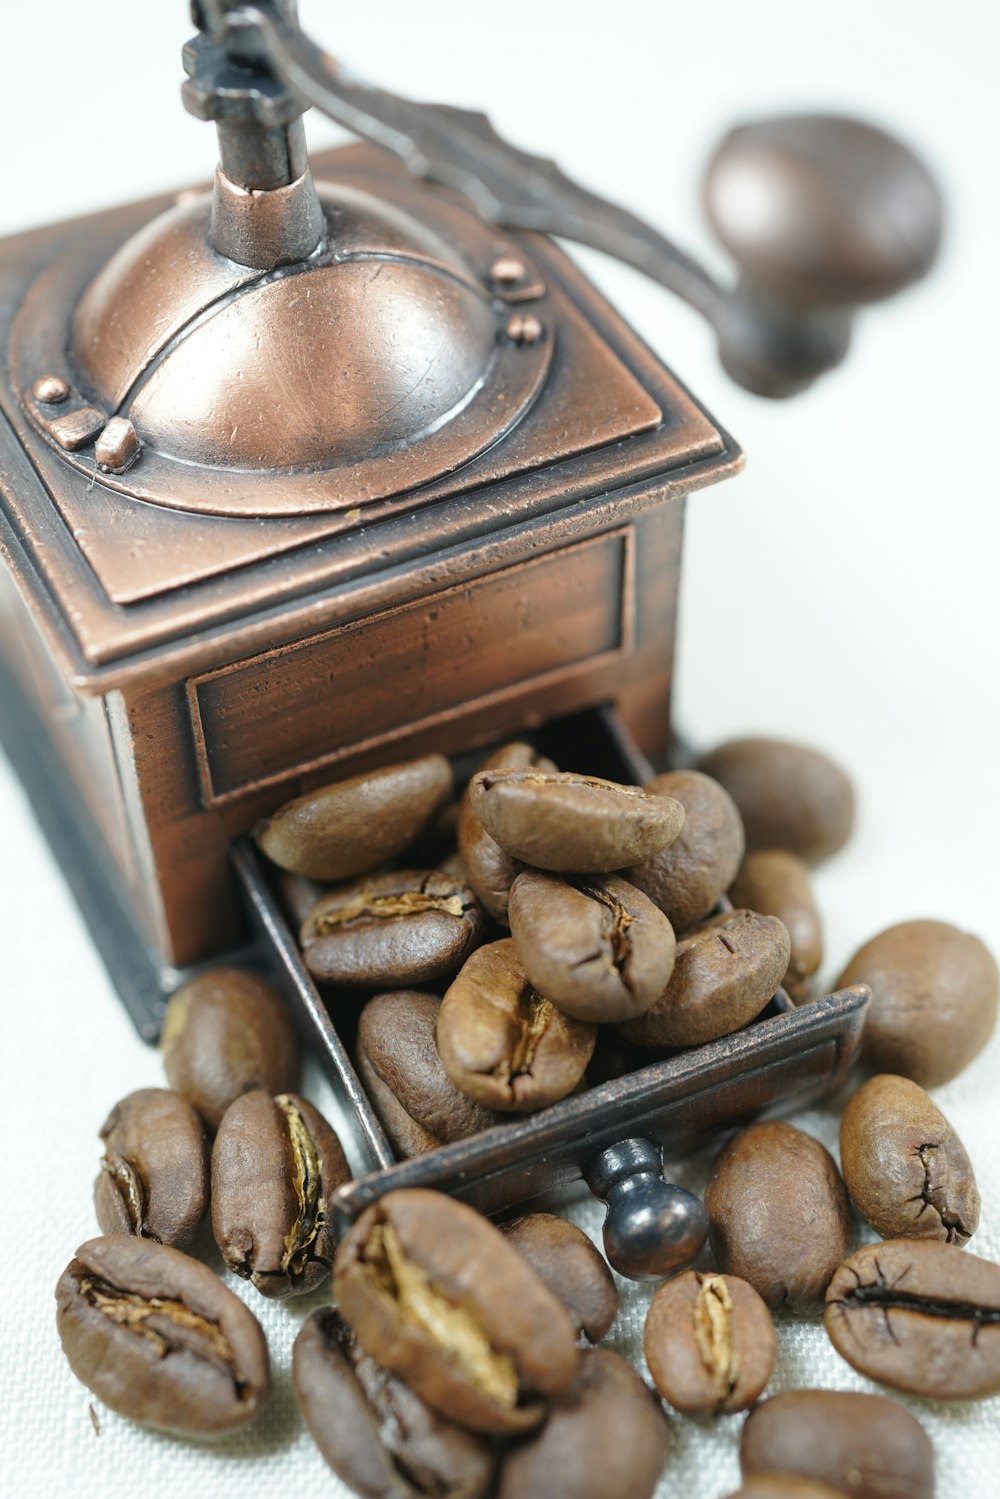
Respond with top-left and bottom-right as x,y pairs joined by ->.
212,1090 -> 350,1298
334,1188 -> 579,1434
437,939 -> 596,1111
501,1214 -> 618,1342
356,1047 -> 442,1159
740,1388 -> 934,1499
841,1073 -> 980,1245
160,968 -> 298,1131
94,1088 -> 208,1249
358,991 -> 505,1152
643,1270 -> 775,1416
55,1235 -> 269,1437
254,754 -> 452,881
836,918 -> 999,1086
628,769 -> 744,934
458,743 -> 557,922
277,869 -> 331,927
824,1238 -> 1000,1399
705,1121 -> 852,1312
496,1349 -> 670,1499
729,850 -> 822,1002
508,871 -> 676,1023
727,1482 -> 849,1499
301,870 -> 483,988
293,1307 -> 495,1499
695,737 -> 854,865
620,909 -> 789,1049
468,768 -> 684,873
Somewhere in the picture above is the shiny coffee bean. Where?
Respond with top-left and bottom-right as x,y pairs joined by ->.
55,1235 -> 269,1437
620,909 -> 789,1049
643,1270 -> 775,1416
628,769 -> 744,934
824,1238 -> 1000,1399
160,967 -> 298,1131
468,768 -> 684,873
301,870 -> 483,988
840,1073 -> 980,1245
836,918 -> 999,1086
358,990 -> 505,1151
695,737 -> 854,865
727,1482 -> 849,1499
254,754 -> 453,881
740,1389 -> 934,1499
293,1307 -> 495,1499
334,1188 -> 579,1434
729,850 -> 822,1002
501,1214 -> 619,1342
458,743 -> 557,922
212,1090 -> 350,1298
496,1349 -> 670,1499
356,1047 -> 442,1160
437,939 -> 596,1112
508,871 -> 676,1023
705,1121 -> 852,1312
94,1088 -> 208,1249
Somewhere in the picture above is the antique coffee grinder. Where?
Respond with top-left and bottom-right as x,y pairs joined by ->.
0,0 -> 942,1042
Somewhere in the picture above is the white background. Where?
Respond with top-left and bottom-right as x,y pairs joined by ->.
1,2 -> 998,1494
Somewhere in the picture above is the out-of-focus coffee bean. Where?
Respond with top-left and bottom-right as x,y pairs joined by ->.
277,869 -> 330,928
840,1073 -> 979,1245
729,850 -> 821,1002
55,1235 -> 269,1437
628,769 -> 744,933
254,754 -> 453,881
160,968 -> 298,1132
501,1213 -> 618,1341
293,1307 -> 495,1499
496,1349 -> 671,1499
824,1238 -> 1000,1399
508,871 -> 676,1023
836,918 -> 999,1086
643,1270 -> 775,1416
437,939 -> 596,1111
94,1088 -> 208,1248
705,1121 -> 852,1312
726,1481 -> 852,1499
620,910 -> 789,1049
458,743 -> 557,922
211,1090 -> 350,1298
334,1188 -> 579,1434
300,870 -> 483,988
468,769 -> 684,873
740,1389 -> 934,1499
694,737 -> 854,865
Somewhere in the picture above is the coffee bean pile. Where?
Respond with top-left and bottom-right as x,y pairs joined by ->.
54,734 -> 1000,1497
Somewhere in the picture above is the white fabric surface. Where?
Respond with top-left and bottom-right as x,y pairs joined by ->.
2,1 -> 999,1494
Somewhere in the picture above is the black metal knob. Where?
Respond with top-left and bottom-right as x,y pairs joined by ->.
584,1138 -> 709,1282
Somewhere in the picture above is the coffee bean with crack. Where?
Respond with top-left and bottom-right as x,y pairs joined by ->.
729,850 -> 822,1002
254,753 -> 453,881
824,1238 -> 1000,1399
628,768 -> 745,934
740,1388 -> 935,1499
293,1307 -> 496,1499
619,909 -> 790,1049
501,1214 -> 619,1342
496,1348 -> 671,1499
212,1090 -> 350,1297
300,870 -> 484,988
55,1235 -> 270,1437
468,768 -> 684,873
94,1088 -> 209,1248
357,991 -> 506,1156
705,1121 -> 853,1312
507,871 -> 676,1023
458,742 -> 557,922
437,939 -> 596,1111
643,1270 -> 775,1416
840,1073 -> 980,1246
334,1189 -> 579,1434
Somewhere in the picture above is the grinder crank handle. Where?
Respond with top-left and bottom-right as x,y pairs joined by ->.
584,1138 -> 709,1282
